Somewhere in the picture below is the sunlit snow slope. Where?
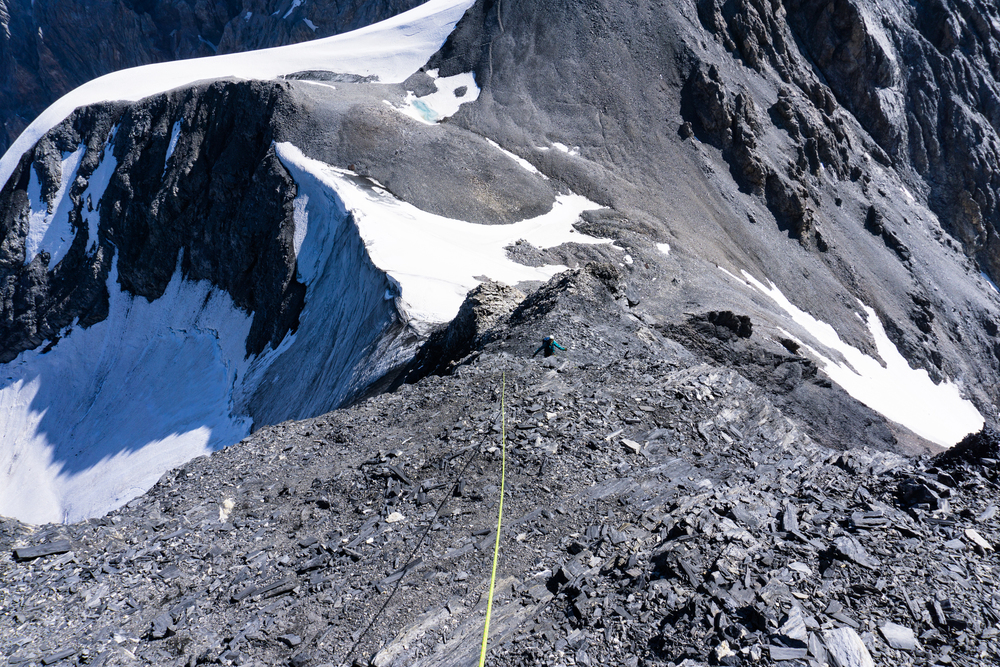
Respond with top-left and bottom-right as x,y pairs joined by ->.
722,269 -> 984,448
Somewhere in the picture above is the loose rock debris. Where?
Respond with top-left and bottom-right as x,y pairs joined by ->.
2,267 -> 999,667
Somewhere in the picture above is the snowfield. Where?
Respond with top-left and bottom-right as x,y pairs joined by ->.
275,142 -> 608,332
725,268 -> 984,448
0,260 -> 257,524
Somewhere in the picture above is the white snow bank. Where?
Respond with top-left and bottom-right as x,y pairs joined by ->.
275,142 -> 611,331
393,69 -> 479,124
0,0 -> 477,188
484,138 -> 545,177
981,271 -> 999,295
0,259 -> 267,524
552,142 -> 581,157
725,268 -> 983,447
24,144 -> 85,266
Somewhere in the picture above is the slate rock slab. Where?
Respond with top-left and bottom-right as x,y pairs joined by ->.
879,622 -> 917,651
823,627 -> 874,667
833,535 -> 880,569
12,540 -> 72,561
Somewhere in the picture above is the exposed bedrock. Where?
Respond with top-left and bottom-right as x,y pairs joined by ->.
0,80 -> 303,362
426,0 -> 1000,424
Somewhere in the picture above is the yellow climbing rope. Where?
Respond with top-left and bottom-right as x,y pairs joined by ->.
478,370 -> 507,667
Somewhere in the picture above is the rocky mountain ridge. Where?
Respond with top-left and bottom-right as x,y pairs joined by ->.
2,264 -> 999,667
3,0 -> 1000,664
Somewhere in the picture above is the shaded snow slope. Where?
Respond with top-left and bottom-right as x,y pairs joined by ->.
24,145 -> 85,266
0,261 -> 258,524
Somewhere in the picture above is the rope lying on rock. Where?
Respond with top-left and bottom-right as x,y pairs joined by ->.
338,370 -> 508,667
479,369 -> 507,667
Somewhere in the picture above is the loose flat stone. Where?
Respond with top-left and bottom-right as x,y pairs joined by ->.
778,606 -> 808,643
41,648 -> 77,665
769,645 -> 808,660
964,528 -> 993,551
823,627 -> 874,667
880,622 -> 917,651
622,439 -> 641,454
12,541 -> 72,561
833,535 -> 880,569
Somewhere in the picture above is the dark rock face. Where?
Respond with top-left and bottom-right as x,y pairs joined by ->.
704,0 -> 1000,283
402,279 -> 525,378
0,0 -> 423,155
0,80 -> 304,361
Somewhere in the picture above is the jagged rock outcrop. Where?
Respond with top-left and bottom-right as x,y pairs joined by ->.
0,80 -> 302,361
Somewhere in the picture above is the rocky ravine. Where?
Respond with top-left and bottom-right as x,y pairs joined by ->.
2,265 -> 999,667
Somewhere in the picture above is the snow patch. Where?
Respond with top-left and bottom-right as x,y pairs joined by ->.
1,0 -> 478,188
282,0 -> 301,20
198,35 -> 218,53
724,268 -> 984,447
244,11 -> 252,20
552,142 -> 581,157
81,127 -> 118,253
981,272 -> 1000,295
164,120 -> 181,174
393,69 -> 479,124
303,18 -> 317,31
484,138 -> 544,177
275,142 -> 610,331
657,243 -> 670,255
25,144 -> 86,267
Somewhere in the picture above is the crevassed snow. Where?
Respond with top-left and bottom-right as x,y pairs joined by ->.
725,268 -> 983,447
24,144 -> 85,267
0,0 -> 477,188
0,258 -> 263,524
484,138 -> 544,177
164,120 -> 181,173
394,69 -> 479,124
81,127 -> 118,253
275,142 -> 609,330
